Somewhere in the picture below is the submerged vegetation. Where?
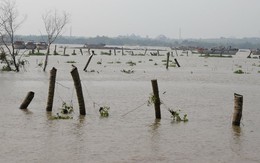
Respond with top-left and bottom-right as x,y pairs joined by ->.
66,60 -> 76,63
126,60 -> 136,66
234,69 -> 244,74
50,102 -> 73,120
121,69 -> 134,74
168,109 -> 188,122
99,106 -> 110,117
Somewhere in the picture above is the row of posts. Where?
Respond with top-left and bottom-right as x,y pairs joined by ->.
19,71 -> 244,127
20,66 -> 86,115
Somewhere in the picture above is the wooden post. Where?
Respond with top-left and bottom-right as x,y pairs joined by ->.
54,45 -> 57,55
46,67 -> 57,112
114,48 -> 116,55
175,49 -> 178,56
72,50 -> 76,55
232,93 -> 243,126
20,91 -> 35,109
32,49 -> 35,54
144,49 -> 147,55
71,67 -> 86,115
151,80 -> 161,119
80,48 -> 83,55
63,47 -> 67,55
174,58 -> 181,67
166,52 -> 170,69
157,50 -> 160,56
83,51 -> 94,71
122,47 -> 124,55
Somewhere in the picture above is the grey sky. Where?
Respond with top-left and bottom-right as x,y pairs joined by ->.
16,0 -> 260,39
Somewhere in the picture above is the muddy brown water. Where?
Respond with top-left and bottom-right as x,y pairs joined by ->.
0,48 -> 260,162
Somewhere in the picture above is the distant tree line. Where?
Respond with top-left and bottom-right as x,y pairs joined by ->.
16,34 -> 260,49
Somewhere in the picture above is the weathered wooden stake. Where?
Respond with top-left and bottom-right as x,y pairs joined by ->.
83,51 -> 94,71
63,47 -> 67,55
114,48 -> 117,55
232,93 -> 243,126
144,49 -> 147,55
122,47 -> 124,55
80,48 -> 83,55
151,79 -> 161,119
20,91 -> 35,109
166,52 -> 170,69
175,49 -> 178,56
71,67 -> 86,115
46,67 -> 57,112
72,50 -> 76,55
157,50 -> 160,56
54,45 -> 57,55
174,58 -> 181,67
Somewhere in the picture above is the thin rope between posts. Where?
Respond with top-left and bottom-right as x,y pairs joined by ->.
81,81 -> 102,107
55,81 -> 74,105
121,102 -> 147,117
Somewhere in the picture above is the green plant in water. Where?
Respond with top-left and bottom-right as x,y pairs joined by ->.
168,109 -> 188,122
30,52 -> 45,56
126,60 -> 136,66
1,65 -> 12,71
66,60 -> 76,63
234,69 -> 244,74
50,102 -> 73,120
97,61 -> 102,64
99,106 -> 110,117
147,93 -> 161,106
169,63 -> 176,67
121,69 -> 134,74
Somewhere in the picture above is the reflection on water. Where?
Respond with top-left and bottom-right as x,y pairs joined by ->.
0,50 -> 260,162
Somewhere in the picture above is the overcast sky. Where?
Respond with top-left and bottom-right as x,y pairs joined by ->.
15,0 -> 260,39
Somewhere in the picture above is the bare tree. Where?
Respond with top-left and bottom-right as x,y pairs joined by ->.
0,0 -> 26,72
42,10 -> 69,71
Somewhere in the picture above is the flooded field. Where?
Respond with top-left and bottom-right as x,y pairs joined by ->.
0,46 -> 260,162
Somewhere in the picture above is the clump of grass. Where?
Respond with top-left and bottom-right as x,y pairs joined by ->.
29,52 -> 45,56
138,61 -> 142,63
107,61 -> 114,64
258,71 -> 260,73
149,59 -> 153,61
168,109 -> 188,122
154,62 -> 158,66
234,69 -> 244,74
50,102 -> 73,120
1,65 -> 12,71
99,106 -> 110,117
66,60 -> 76,63
147,93 -> 161,106
121,69 -> 134,74
97,61 -> 102,64
169,63 -> 176,67
161,59 -> 167,62
126,60 -> 136,66
116,61 -> 121,64
234,64 -> 242,68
